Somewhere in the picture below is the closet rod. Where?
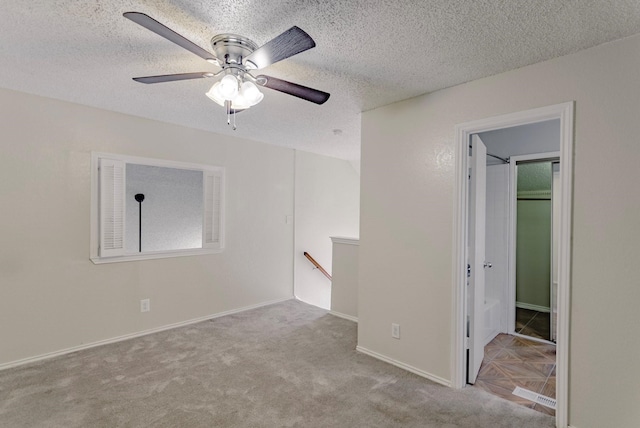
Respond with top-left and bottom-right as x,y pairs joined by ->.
487,153 -> 509,163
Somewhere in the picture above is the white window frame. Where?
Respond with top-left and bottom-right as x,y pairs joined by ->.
90,152 -> 225,264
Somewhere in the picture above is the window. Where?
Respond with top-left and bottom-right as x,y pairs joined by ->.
90,152 -> 224,263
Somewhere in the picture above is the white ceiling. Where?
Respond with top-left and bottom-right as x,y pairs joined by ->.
2,1 -> 640,161
480,119 -> 560,165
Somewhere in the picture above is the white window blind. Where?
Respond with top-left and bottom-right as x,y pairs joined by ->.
203,171 -> 224,249
99,158 -> 126,257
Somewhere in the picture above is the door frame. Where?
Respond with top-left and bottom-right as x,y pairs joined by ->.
451,102 -> 574,428
508,152 -> 560,340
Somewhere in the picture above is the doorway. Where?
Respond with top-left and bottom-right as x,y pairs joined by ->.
452,102 -> 574,427
472,153 -> 560,416
511,157 -> 560,344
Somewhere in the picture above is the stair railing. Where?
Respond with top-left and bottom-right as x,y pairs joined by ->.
303,252 -> 332,281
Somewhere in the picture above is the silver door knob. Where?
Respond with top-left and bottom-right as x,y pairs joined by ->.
484,262 -> 492,268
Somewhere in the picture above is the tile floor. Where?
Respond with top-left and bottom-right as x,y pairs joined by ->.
474,333 -> 556,416
515,307 -> 551,341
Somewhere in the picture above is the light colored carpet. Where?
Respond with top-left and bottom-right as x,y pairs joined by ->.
0,299 -> 554,427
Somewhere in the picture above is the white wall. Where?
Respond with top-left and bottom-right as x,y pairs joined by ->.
330,238 -> 359,320
360,34 -> 640,427
0,88 -> 295,366
294,151 -> 360,309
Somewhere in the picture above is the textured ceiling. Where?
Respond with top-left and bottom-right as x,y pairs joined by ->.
1,1 -> 640,160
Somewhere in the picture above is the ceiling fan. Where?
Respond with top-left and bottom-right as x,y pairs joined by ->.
123,12 -> 330,129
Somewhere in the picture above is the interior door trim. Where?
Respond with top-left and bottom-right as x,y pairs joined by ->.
452,102 -> 574,428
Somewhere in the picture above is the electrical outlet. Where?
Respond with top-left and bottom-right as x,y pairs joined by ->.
391,323 -> 400,339
140,299 -> 150,313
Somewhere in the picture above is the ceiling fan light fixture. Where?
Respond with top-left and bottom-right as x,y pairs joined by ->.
125,12 -> 330,131
206,78 -> 264,110
240,81 -> 263,105
218,74 -> 239,100
126,13 -> 330,106
205,82 -> 225,105
230,92 -> 252,110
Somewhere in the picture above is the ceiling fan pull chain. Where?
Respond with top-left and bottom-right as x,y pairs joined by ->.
232,108 -> 237,131
225,100 -> 231,126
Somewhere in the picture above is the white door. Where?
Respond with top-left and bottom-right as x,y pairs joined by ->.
467,134 -> 487,384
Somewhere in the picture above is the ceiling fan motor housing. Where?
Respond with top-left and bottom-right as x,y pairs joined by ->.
210,34 -> 258,69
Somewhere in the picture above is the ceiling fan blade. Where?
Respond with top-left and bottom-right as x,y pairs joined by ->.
124,12 -> 217,63
256,75 -> 329,104
133,72 -> 214,84
245,27 -> 315,69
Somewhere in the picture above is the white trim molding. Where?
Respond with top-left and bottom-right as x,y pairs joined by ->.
356,346 -> 451,387
329,310 -> 358,323
330,236 -> 360,246
90,151 -> 225,264
452,102 -> 574,428
0,297 -> 292,372
91,247 -> 222,264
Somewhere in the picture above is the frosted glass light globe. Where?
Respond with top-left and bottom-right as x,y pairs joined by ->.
240,81 -> 264,106
218,75 -> 239,100
205,82 -> 224,106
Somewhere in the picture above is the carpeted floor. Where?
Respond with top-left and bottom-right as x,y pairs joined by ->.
0,300 -> 554,427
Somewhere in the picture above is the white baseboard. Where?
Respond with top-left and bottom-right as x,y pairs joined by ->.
0,297 -> 293,372
515,301 -> 551,313
356,345 -> 451,387
329,310 -> 358,323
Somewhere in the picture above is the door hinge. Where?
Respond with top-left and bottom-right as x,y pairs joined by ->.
464,337 -> 470,350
